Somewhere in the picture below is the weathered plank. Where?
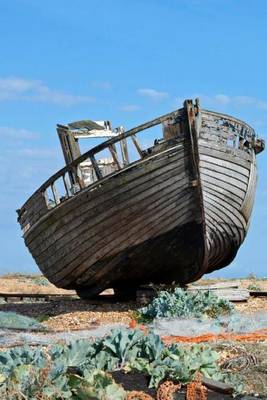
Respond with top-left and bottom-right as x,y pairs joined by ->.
26,143 -> 186,247
188,287 -> 250,302
17,102 -> 262,295
31,151 -> 189,258
189,282 -> 240,290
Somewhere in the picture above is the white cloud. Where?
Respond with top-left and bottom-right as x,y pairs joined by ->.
137,88 -> 169,101
205,94 -> 267,110
209,94 -> 267,109
91,81 -> 112,90
0,77 -> 94,106
17,148 -> 57,158
0,126 -> 39,140
119,104 -> 140,112
213,94 -> 231,105
173,94 -> 267,112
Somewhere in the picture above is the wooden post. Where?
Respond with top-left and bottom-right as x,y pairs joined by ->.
89,155 -> 103,180
131,134 -> 144,158
51,182 -> 60,205
120,138 -> 130,166
62,174 -> 71,197
108,144 -> 121,169
57,125 -> 82,186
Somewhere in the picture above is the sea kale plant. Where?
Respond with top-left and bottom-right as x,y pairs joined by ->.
137,288 -> 234,322
0,312 -> 47,331
0,328 -> 242,399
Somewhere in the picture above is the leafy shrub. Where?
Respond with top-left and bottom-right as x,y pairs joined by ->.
72,370 -> 126,400
136,288 -> 234,322
31,276 -> 50,286
0,312 -> 46,331
0,328 -> 242,399
247,283 -> 261,291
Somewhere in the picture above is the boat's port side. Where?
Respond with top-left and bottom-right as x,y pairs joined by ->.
17,100 -> 209,294
18,107 -> 186,236
25,140 -> 207,292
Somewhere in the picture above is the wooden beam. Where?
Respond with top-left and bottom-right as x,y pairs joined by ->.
51,182 -> 60,205
62,174 -> 70,198
22,107 -> 183,204
120,138 -> 130,166
89,155 -> 103,180
108,144 -> 121,169
131,134 -> 144,158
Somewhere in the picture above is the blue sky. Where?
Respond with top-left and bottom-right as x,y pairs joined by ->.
0,0 -> 266,277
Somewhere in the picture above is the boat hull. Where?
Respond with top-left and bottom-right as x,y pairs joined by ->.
18,101 -> 263,296
23,138 -> 207,294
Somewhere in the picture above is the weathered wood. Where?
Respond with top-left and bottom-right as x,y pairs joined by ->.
36,171 -> 190,268
26,145 -> 186,250
108,144 -> 121,169
89,154 -> 103,180
189,282 -> 240,290
249,291 -> 267,297
57,125 -> 81,165
0,292 -> 122,304
51,182 -> 60,205
131,134 -> 144,157
189,287 -> 250,302
42,176 -> 193,281
202,378 -> 234,394
18,107 -> 185,211
120,138 -> 130,166
17,100 -> 264,295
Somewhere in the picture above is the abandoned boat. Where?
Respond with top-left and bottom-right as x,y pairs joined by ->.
17,99 -> 264,297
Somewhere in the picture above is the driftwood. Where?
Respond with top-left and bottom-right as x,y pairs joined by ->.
201,377 -> 234,394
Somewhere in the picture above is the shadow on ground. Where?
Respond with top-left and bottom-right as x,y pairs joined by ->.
0,298 -> 138,319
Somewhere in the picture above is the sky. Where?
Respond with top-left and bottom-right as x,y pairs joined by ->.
0,0 -> 266,278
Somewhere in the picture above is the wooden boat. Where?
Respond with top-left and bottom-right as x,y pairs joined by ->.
17,99 -> 264,297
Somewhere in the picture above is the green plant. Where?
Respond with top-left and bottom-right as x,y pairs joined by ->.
0,328 -> 244,398
36,314 -> 50,323
136,288 -> 234,323
71,370 -> 126,400
0,312 -> 46,331
247,273 -> 257,280
31,276 -> 50,286
247,283 -> 261,291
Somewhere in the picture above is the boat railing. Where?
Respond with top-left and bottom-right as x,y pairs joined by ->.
18,107 -> 184,232
17,103 -> 263,234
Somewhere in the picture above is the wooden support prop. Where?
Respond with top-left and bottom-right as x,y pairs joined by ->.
108,144 -> 121,169
89,155 -> 103,180
131,134 -> 144,158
